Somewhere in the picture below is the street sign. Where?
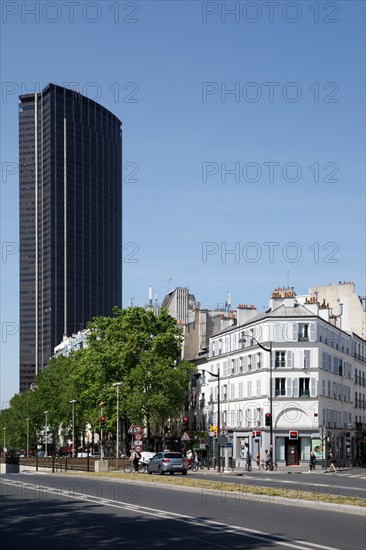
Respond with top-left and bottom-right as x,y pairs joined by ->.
135,426 -> 142,433
128,423 -> 136,434
134,445 -> 142,453
135,433 -> 142,441
218,435 -> 228,446
181,432 -> 191,442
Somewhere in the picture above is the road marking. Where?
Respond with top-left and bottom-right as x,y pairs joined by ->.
0,478 -> 345,550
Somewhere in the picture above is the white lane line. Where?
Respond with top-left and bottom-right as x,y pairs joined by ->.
0,479 -> 345,550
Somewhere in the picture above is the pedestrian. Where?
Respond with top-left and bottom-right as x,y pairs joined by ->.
256,451 -> 260,469
309,451 -> 317,472
264,450 -> 270,470
328,457 -> 337,473
246,451 -> 252,472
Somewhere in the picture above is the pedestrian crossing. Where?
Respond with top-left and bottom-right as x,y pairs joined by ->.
335,473 -> 366,478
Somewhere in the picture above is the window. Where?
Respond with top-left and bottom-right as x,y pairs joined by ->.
275,351 -> 286,368
275,378 -> 286,396
298,323 -> 309,341
257,352 -> 262,369
299,378 -> 310,397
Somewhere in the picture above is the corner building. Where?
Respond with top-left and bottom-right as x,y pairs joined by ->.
194,290 -> 366,467
19,84 -> 122,391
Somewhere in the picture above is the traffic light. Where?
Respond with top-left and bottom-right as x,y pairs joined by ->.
100,416 -> 105,429
183,417 -> 189,431
265,413 -> 271,427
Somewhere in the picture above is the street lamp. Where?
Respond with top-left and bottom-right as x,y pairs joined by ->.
194,367 -> 221,473
44,411 -> 48,456
240,335 -> 273,471
26,418 -> 30,457
3,427 -> 6,456
112,382 -> 122,459
69,400 -> 77,457
99,401 -> 105,460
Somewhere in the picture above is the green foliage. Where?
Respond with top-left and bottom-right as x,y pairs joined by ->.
1,307 -> 194,451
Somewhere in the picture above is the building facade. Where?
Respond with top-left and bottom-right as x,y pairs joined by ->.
193,290 -> 366,467
19,83 -> 122,391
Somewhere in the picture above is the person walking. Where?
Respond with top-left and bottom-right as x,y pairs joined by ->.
328,457 -> 338,473
309,451 -> 317,472
256,451 -> 260,469
246,451 -> 252,472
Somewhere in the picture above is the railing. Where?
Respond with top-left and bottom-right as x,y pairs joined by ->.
0,456 -> 130,473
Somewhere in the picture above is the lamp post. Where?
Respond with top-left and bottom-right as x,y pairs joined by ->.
112,382 -> 122,458
99,401 -> 105,460
3,427 -> 6,456
69,400 -> 77,457
240,335 -> 273,471
26,418 -> 29,457
194,368 -> 221,473
44,411 -> 48,456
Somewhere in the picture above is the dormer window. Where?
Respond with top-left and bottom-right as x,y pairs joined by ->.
298,323 -> 309,342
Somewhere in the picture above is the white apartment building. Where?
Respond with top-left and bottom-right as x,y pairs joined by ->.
193,290 -> 366,467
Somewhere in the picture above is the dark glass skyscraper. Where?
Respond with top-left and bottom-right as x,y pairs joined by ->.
19,83 -> 122,391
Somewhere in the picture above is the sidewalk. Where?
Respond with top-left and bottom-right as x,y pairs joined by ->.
194,463 -> 362,476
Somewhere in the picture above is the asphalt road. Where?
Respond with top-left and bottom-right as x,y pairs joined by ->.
189,469 -> 366,499
1,472 -> 365,550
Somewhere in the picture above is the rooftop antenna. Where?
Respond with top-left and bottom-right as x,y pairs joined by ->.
287,270 -> 290,288
165,278 -> 173,291
225,291 -> 231,310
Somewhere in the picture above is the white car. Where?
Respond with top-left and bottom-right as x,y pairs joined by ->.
139,452 -> 155,465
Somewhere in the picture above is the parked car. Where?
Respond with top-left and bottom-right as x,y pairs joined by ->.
147,452 -> 188,475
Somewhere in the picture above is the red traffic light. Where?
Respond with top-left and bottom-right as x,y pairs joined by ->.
100,416 -> 105,421
265,413 -> 271,426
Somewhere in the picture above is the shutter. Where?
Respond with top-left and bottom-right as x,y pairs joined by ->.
293,378 -> 299,397
287,350 -> 293,369
292,323 -> 298,342
256,379 -> 261,396
286,377 -> 293,397
310,378 -> 317,397
274,324 -> 281,342
243,356 -> 248,373
309,322 -> 317,342
271,377 -> 275,397
322,351 -> 327,370
304,350 -> 310,369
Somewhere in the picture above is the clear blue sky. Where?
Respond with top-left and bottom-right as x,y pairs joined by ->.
1,1 -> 365,406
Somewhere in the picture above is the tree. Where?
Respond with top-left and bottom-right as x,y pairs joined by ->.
73,307 -> 194,450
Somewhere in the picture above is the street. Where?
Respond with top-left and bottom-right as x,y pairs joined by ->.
190,468 -> 366,499
1,472 -> 365,549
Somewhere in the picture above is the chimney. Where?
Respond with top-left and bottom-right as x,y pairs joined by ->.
237,304 -> 257,326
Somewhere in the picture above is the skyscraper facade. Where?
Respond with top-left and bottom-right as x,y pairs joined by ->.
19,83 -> 122,391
